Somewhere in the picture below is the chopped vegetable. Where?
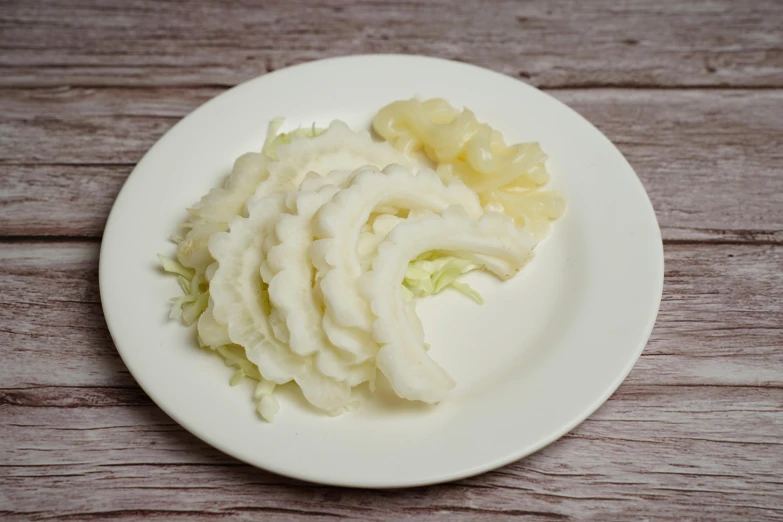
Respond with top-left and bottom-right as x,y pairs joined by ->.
230,368 -> 245,386
373,98 -> 565,239
158,107 -> 562,422
404,255 -> 482,302
157,254 -> 194,279
311,165 -> 483,361
360,206 -> 536,403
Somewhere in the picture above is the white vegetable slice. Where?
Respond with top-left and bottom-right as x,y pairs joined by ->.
264,169 -> 375,386
357,211 -> 434,271
208,194 -> 352,412
359,206 -> 537,403
257,394 -> 280,422
166,120 -> 419,417
182,118 -> 407,268
197,298 -> 232,348
175,222 -> 226,275
246,120 -> 414,210
265,183 -> 342,357
208,194 -> 301,382
177,153 -> 269,273
173,120 -> 410,330
311,165 -> 483,360
357,214 -> 404,271
189,152 -> 270,224
373,98 -> 566,239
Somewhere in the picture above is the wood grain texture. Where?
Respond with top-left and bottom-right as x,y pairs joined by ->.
1,0 -> 781,89
2,386 -> 782,521
1,242 -> 782,520
0,242 -> 780,390
2,0 -> 782,519
1,88 -> 781,242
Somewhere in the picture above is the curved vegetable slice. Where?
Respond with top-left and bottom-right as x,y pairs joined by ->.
265,180 -> 343,357
197,298 -> 232,348
208,194 -> 351,412
373,98 -> 565,238
170,120 -> 411,329
246,120 -> 414,210
310,165 -> 483,360
177,152 -> 269,274
359,206 -> 537,403
208,194 -> 301,382
263,170 -> 375,386
357,214 -> 404,271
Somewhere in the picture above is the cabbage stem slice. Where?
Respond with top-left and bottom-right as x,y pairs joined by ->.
311,165 -> 483,360
359,206 -> 536,403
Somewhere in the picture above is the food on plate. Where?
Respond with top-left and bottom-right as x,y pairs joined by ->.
374,98 -> 565,239
158,99 -> 564,421
310,164 -> 483,359
361,206 -> 535,403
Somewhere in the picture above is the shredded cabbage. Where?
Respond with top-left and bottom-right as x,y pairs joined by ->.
229,368 -> 245,387
157,254 -> 194,279
257,394 -> 280,421
216,345 -> 262,380
403,254 -> 483,304
181,291 -> 209,326
359,206 -> 536,402
262,118 -> 325,160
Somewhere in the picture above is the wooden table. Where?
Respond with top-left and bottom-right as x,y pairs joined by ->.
2,1 -> 782,520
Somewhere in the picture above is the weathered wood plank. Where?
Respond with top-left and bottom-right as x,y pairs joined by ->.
553,90 -> 783,244
0,0 -> 781,89
1,88 -> 781,242
1,242 -> 781,389
3,385 -> 781,460
1,385 -> 781,520
0,165 -> 129,236
0,242 -> 134,388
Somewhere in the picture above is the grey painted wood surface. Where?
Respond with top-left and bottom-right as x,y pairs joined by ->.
1,0 -> 781,520
2,0 -> 781,88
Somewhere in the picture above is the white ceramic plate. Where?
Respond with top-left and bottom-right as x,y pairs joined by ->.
100,54 -> 663,488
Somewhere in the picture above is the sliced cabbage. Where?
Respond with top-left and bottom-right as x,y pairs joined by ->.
208,194 -> 301,381
359,206 -> 537,403
216,345 -> 263,380
197,298 -> 232,348
403,254 -> 483,303
208,194 -> 352,412
246,120 -> 414,209
262,118 -> 325,160
159,111 -> 557,421
177,153 -> 269,276
164,120 -> 422,418
257,394 -> 281,422
157,253 -> 210,325
157,254 -> 195,279
373,98 -> 565,239
311,164 -> 483,360
263,170 -> 375,386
